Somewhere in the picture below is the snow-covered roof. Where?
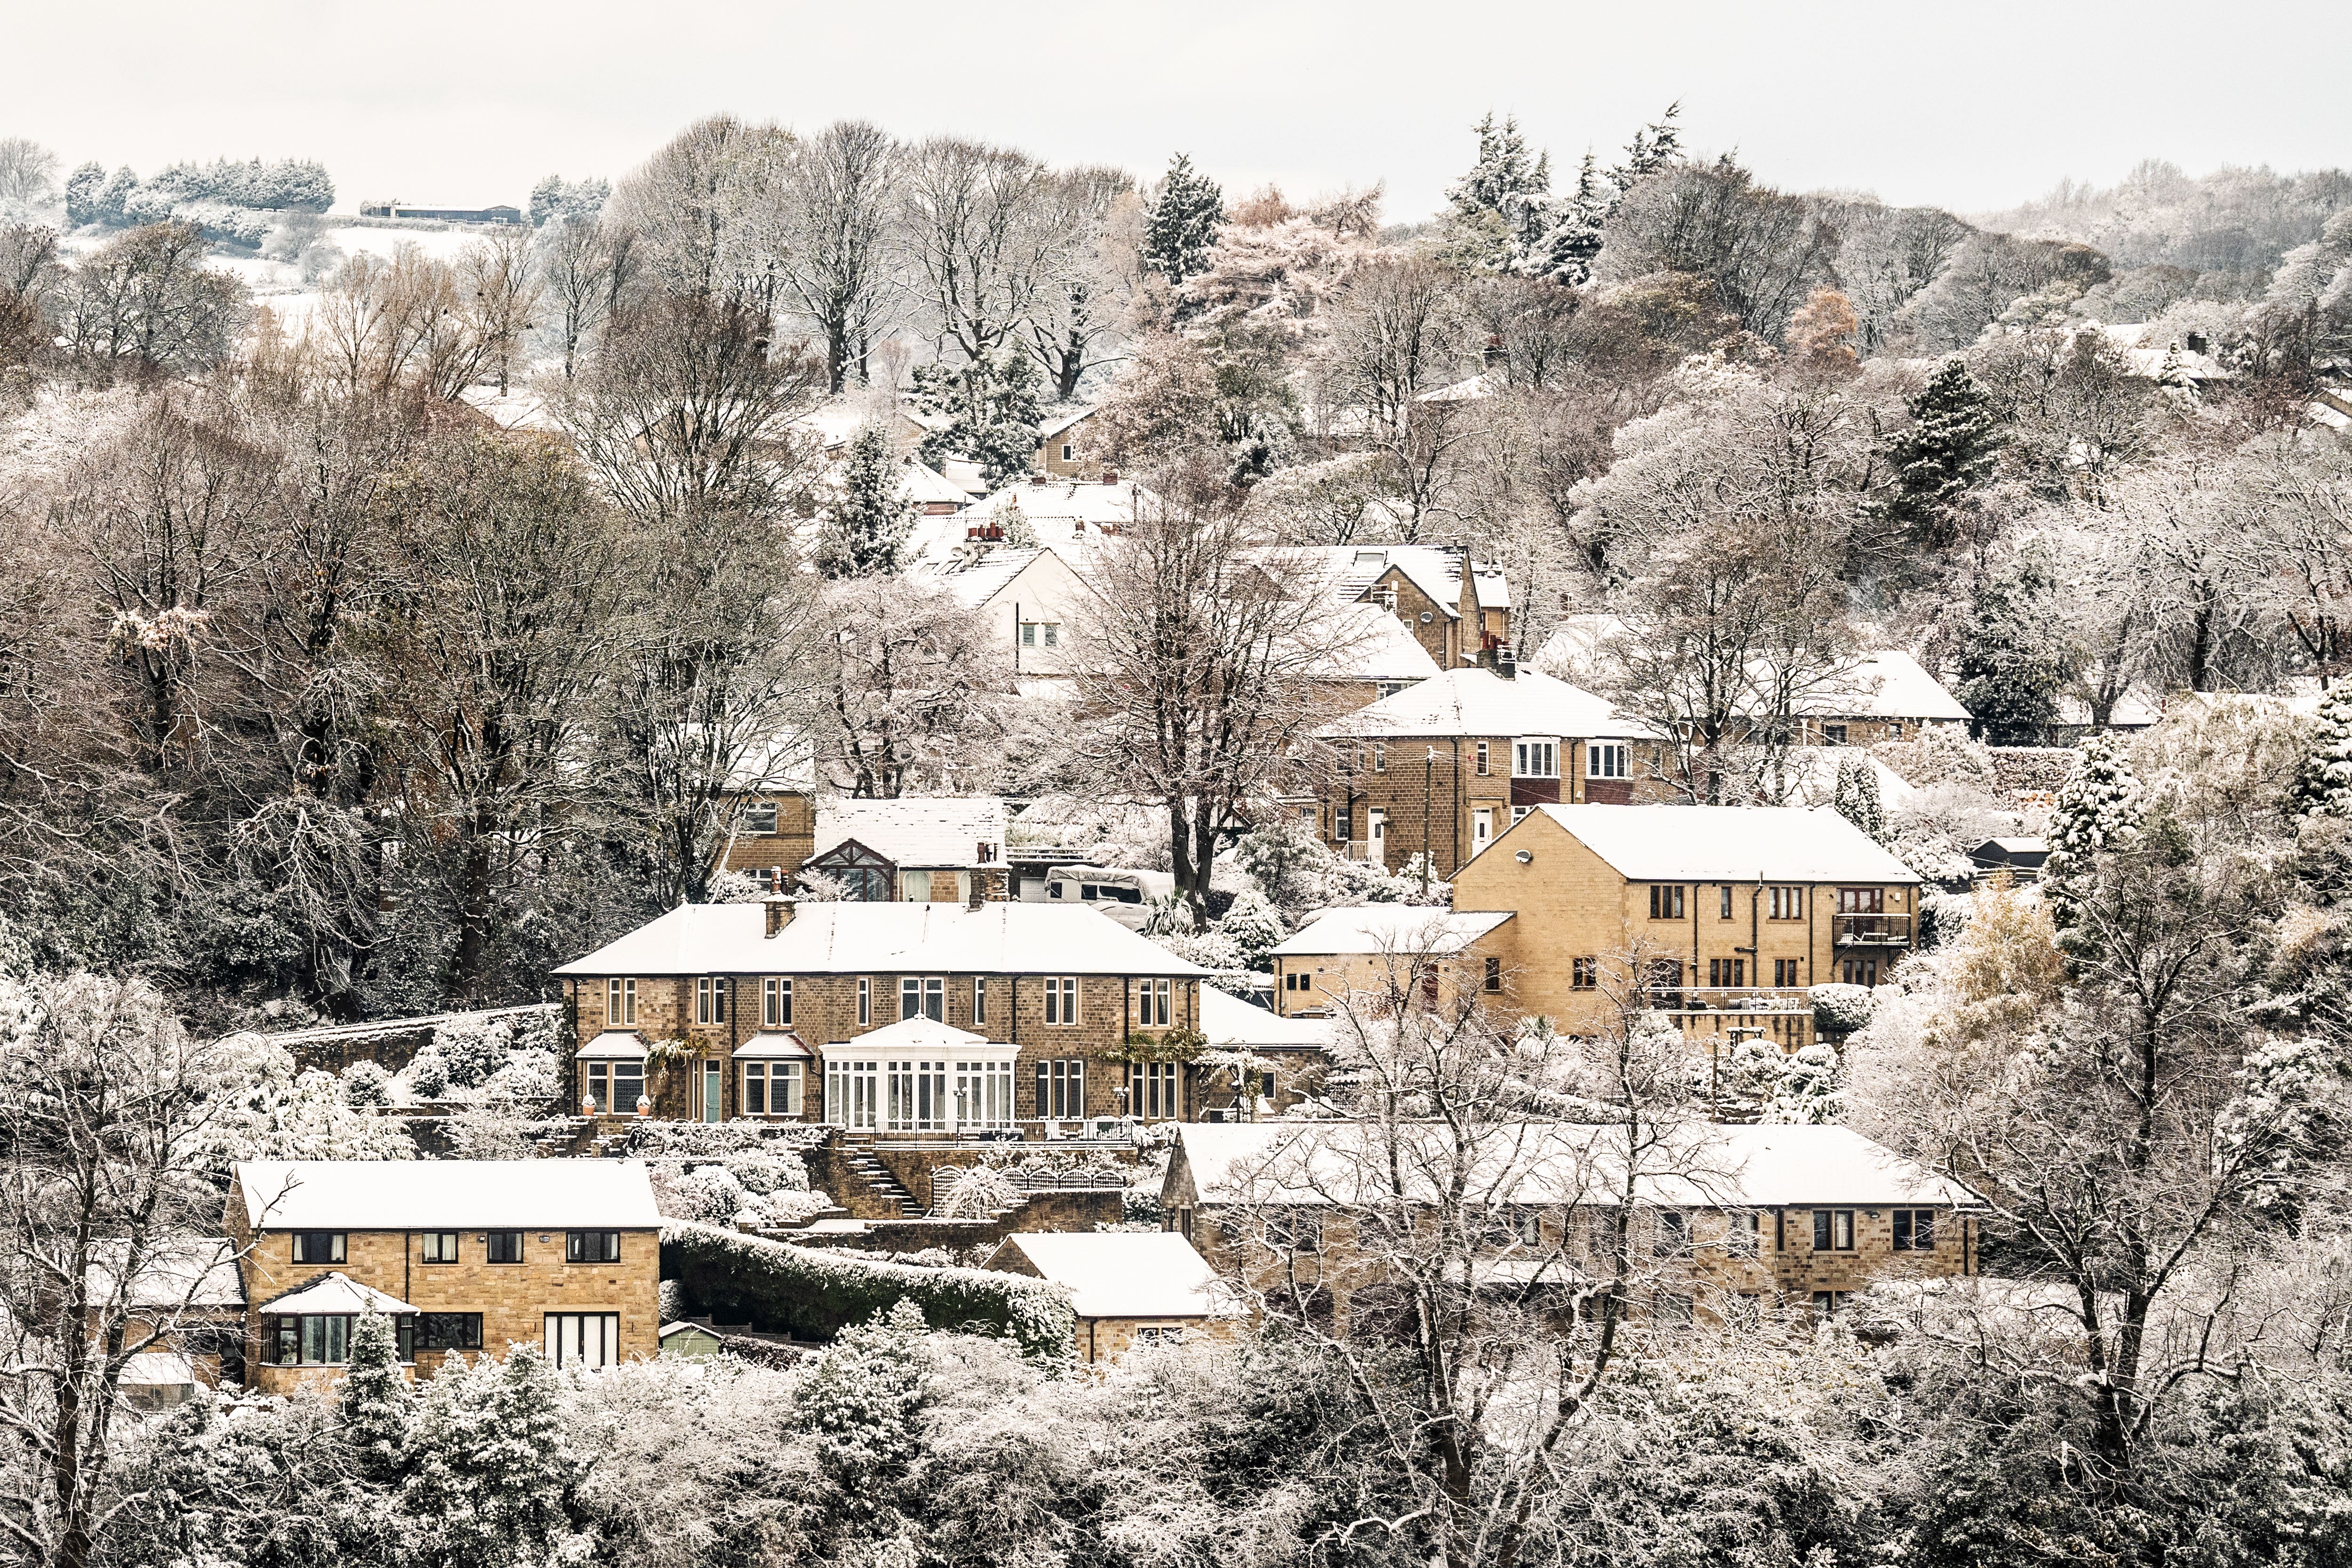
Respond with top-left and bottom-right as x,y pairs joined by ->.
1273,543 -> 1510,617
990,1232 -> 1242,1319
1172,1121 -> 1978,1210
1764,750 -> 1920,813
237,1160 -> 662,1231
1322,603 -> 1442,685
733,1031 -> 811,1060
1270,907 -> 1513,958
1035,405 -> 1098,440
1515,805 -> 1922,884
900,461 -> 970,507
1200,987 -> 1331,1050
824,1015 -> 990,1053
121,1352 -> 199,1386
1802,652 -> 1971,722
932,545 -> 1052,609
1416,371 -> 1499,404
815,796 -> 1007,869
254,1271 -> 416,1316
578,1030 -> 647,1060
1321,667 -> 1636,740
553,902 -> 1209,978
88,1237 -> 244,1310
1471,565 -> 1508,611
962,478 -> 1150,527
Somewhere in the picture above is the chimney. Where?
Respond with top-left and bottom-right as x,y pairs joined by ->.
965,876 -> 985,911
763,897 -> 796,937
1494,644 -> 1518,680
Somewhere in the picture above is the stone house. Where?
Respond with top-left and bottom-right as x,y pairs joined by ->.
1161,1120 -> 1981,1328
985,1231 -> 1247,1362
228,1160 -> 662,1392
1033,406 -> 1105,478
1197,987 -> 1333,1115
802,796 -> 1012,903
1267,907 -> 1514,1021
1277,544 -> 1513,672
1796,650 -> 1972,746
1314,664 -> 1654,876
551,899 -> 1211,1129
929,545 -> 1094,682
1451,805 -> 1922,1050
719,788 -> 818,893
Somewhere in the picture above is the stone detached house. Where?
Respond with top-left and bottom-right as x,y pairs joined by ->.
1314,664 -> 1654,876
228,1160 -> 661,1392
1268,906 -> 1514,1020
719,788 -> 818,892
984,1231 -> 1246,1361
552,899 -> 1211,1129
802,796 -> 1011,903
1452,805 -> 1922,1050
1033,406 -> 1105,478
1279,544 -> 1513,673
1161,1120 -> 1982,1327
1797,650 -> 1972,745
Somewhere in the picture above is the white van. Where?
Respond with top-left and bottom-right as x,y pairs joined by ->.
1043,867 -> 1176,930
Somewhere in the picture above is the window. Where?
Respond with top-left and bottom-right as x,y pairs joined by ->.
973,977 -> 987,1025
695,976 -> 727,1025
1812,1210 -> 1856,1252
1045,977 -> 1079,1025
857,978 -> 870,1026
742,1060 -> 803,1116
1137,978 -> 1171,1026
1773,958 -> 1801,987
900,976 -> 945,1022
1823,724 -> 1848,745
1037,1058 -> 1086,1119
1021,622 -> 1037,646
1475,740 -> 1490,776
1720,885 -> 1733,919
299,1314 -> 351,1364
421,1232 -> 459,1264
1769,885 -> 1803,920
1572,956 -> 1597,990
1888,721 -> 1905,740
1893,1209 -> 1937,1251
1842,958 -> 1879,986
566,1231 -> 621,1264
1653,1290 -> 1695,1323
584,1060 -> 644,1115
1512,739 -> 1558,777
291,1232 -> 345,1265
1283,971 -> 1300,991
764,977 -> 791,1027
1647,885 -> 1686,920
1041,623 -> 1059,647
607,977 -> 637,1026
1060,441 -> 1075,462
1588,743 -> 1626,779
486,1231 -> 524,1264
744,801 -> 778,835
1811,1290 -> 1851,1317
544,1313 -> 620,1370
1708,958 -> 1746,987
1335,809 -> 1352,843
1483,955 -> 1502,993
1727,1212 -> 1760,1258
1654,1210 -> 1688,1257
416,1313 -> 482,1352
827,1059 -> 879,1127
1372,742 -> 1386,772
1266,1210 -> 1323,1251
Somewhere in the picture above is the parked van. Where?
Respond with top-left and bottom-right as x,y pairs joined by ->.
1043,867 -> 1176,930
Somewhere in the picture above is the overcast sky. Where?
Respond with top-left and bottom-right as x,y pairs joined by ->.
15,0 -> 2349,221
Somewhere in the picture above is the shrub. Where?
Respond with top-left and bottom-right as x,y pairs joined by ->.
660,1221 -> 1073,1356
1810,983 -> 1875,1033
933,1165 -> 1020,1219
341,1060 -> 393,1108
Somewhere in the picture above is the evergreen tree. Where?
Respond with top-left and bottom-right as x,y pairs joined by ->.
1520,152 -> 1608,286
1140,153 -> 1225,284
801,1298 -> 933,1515
400,1345 -> 584,1568
2042,729 -> 2144,934
2294,692 -> 2352,820
63,161 -> 106,226
912,350 -> 1044,489
1446,113 -> 1552,271
817,425 -> 919,578
339,1312 -> 413,1484
1866,358 -> 2003,549
1955,548 -> 2077,743
1832,755 -> 1888,844
1606,101 -> 1683,200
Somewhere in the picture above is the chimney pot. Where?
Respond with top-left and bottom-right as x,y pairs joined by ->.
763,897 -> 796,937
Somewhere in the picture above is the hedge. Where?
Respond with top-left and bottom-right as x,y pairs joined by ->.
660,1220 -> 1073,1358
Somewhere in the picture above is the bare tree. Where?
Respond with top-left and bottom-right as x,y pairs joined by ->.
53,223 -> 246,386
816,574 -> 1009,798
1019,165 -> 1135,401
609,113 -> 793,312
534,215 -> 633,381
458,226 -> 540,397
779,120 -> 901,393
0,140 -> 59,208
0,971 -> 251,1568
1321,255 -> 1479,536
1069,470 -> 1367,921
897,137 -> 1059,367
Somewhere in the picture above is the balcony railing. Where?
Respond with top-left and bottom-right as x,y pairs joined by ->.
1640,986 -> 1813,1015
1340,838 -> 1380,862
1832,913 -> 1914,947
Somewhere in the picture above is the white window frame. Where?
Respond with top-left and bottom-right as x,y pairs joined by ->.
1587,742 -> 1627,779
900,975 -> 945,1022
607,977 -> 636,1027
973,977 -> 987,1026
1511,738 -> 1558,779
695,976 -> 727,1026
544,1312 -> 620,1370
1137,977 -> 1171,1027
857,977 -> 870,1026
764,977 -> 791,1027
827,1059 -> 879,1127
743,801 -> 778,835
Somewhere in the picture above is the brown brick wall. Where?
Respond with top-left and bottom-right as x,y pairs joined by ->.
719,791 -> 817,881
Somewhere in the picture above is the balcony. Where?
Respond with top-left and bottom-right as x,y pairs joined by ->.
1833,913 -> 1914,947
1340,839 -> 1380,862
1640,986 -> 1812,1017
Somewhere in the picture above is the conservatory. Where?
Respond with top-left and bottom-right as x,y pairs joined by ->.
822,1016 -> 1018,1133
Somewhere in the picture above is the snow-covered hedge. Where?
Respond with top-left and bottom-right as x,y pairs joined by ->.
1809,983 -> 1876,1034
660,1221 -> 1073,1358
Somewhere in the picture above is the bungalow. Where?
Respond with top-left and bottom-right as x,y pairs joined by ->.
985,1231 -> 1245,1362
1268,906 -> 1514,1020
228,1160 -> 661,1392
551,899 -> 1211,1128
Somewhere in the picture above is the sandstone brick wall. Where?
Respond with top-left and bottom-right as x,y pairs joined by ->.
719,792 -> 817,882
570,964 -> 1203,1124
234,1212 -> 659,1393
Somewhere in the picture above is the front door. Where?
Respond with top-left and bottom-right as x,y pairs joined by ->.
701,1060 -> 723,1122
1472,808 -> 1493,855
1367,809 -> 1387,860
